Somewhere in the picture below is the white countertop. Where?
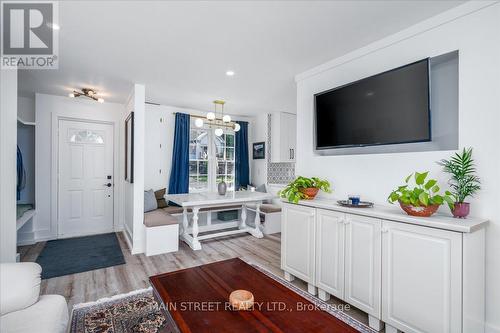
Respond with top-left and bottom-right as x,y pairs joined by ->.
285,198 -> 489,233
166,191 -> 274,207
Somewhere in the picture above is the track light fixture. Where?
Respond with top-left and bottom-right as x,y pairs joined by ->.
69,88 -> 104,103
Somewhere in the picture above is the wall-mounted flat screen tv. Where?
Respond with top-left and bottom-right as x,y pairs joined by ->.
315,58 -> 431,150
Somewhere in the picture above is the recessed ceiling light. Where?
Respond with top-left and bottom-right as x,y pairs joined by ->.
226,70 -> 235,76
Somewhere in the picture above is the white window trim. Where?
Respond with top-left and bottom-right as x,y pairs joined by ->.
189,121 -> 235,193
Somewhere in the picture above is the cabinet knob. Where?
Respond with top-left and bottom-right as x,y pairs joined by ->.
343,219 -> 350,225
381,227 -> 389,233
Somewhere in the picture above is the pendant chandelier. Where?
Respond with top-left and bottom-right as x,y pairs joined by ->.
194,100 -> 240,136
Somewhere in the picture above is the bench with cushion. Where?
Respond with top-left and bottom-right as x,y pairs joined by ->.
144,209 -> 179,256
144,189 -> 180,256
246,203 -> 282,235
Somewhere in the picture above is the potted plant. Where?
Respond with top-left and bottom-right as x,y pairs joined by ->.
438,148 -> 481,218
388,172 -> 453,217
279,176 -> 332,203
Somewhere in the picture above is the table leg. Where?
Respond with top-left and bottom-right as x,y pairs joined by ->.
191,207 -> 202,250
249,202 -> 264,238
207,210 -> 212,226
181,208 -> 188,236
239,204 -> 247,229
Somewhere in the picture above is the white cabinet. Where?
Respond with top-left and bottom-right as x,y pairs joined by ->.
381,220 -> 462,333
281,200 -> 487,333
281,204 -> 315,290
281,201 -> 486,333
344,215 -> 382,319
315,209 -> 345,300
271,112 -> 296,162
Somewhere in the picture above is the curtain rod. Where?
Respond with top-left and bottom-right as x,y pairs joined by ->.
172,112 -> 239,129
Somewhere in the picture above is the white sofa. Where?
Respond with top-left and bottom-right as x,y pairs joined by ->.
0,263 -> 68,333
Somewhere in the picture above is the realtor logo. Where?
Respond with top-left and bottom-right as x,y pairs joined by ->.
1,1 -> 59,69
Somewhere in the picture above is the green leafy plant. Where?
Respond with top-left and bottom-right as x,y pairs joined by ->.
388,171 -> 454,207
438,147 -> 481,207
279,176 -> 332,203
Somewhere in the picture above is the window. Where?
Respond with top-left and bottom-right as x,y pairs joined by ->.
189,127 -> 209,192
68,129 -> 104,144
188,119 -> 236,193
216,132 -> 235,191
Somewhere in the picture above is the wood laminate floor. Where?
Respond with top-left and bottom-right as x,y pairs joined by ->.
19,232 -> 371,328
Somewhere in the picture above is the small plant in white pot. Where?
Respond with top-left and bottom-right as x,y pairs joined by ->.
438,147 -> 481,218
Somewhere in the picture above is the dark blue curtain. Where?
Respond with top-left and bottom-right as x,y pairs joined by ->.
17,146 -> 25,201
235,121 -> 249,190
168,113 -> 190,194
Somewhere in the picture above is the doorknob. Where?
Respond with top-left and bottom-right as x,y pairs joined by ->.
104,183 -> 112,187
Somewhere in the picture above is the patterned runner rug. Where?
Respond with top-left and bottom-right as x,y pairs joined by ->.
70,263 -> 375,333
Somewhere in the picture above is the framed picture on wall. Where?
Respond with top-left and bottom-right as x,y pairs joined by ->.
253,142 -> 265,159
125,112 -> 134,183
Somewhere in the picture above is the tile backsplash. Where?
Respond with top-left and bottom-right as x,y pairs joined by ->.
266,113 -> 295,184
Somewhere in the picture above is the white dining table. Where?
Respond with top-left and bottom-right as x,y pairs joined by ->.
165,191 -> 274,250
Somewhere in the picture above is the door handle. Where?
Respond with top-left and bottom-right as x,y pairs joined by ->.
291,149 -> 294,159
103,183 -> 112,187
289,149 -> 292,159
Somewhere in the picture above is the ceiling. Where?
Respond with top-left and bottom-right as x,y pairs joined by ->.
18,1 -> 463,115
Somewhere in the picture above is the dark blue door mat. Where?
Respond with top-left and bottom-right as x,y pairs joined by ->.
36,233 -> 125,279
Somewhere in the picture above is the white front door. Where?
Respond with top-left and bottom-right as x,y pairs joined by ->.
58,119 -> 114,237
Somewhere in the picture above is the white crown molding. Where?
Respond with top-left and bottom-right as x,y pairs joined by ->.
295,1 -> 498,83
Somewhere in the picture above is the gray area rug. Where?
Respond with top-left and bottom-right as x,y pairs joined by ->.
36,233 -> 125,279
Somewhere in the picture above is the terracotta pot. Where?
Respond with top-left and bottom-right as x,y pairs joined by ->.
299,187 -> 319,200
452,202 -> 470,219
399,201 -> 440,217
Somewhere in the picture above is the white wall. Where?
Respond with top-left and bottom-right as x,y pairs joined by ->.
18,96 -> 35,123
122,84 -> 146,254
295,3 -> 500,331
250,113 -> 268,187
144,104 -> 254,192
144,105 -> 172,191
33,94 -> 125,243
0,69 -> 18,262
17,97 -> 36,205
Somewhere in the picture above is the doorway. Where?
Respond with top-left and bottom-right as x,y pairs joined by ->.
58,119 -> 114,237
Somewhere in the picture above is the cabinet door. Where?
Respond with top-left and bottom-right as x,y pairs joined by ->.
382,220 -> 462,333
315,209 -> 345,299
271,112 -> 296,163
284,113 -> 296,162
344,214 -> 382,317
279,113 -> 293,162
281,204 -> 315,283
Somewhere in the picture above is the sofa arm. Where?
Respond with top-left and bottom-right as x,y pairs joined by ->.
0,262 -> 42,315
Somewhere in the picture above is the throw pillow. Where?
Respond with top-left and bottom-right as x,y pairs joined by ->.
155,188 -> 167,208
144,189 -> 158,212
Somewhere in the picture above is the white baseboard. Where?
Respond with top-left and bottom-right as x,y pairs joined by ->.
57,229 -> 115,240
486,322 -> 500,333
18,228 -> 124,246
17,239 -> 37,246
123,224 -> 133,251
17,231 -> 36,246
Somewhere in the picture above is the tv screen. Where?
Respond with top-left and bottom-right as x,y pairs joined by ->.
315,59 -> 430,150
